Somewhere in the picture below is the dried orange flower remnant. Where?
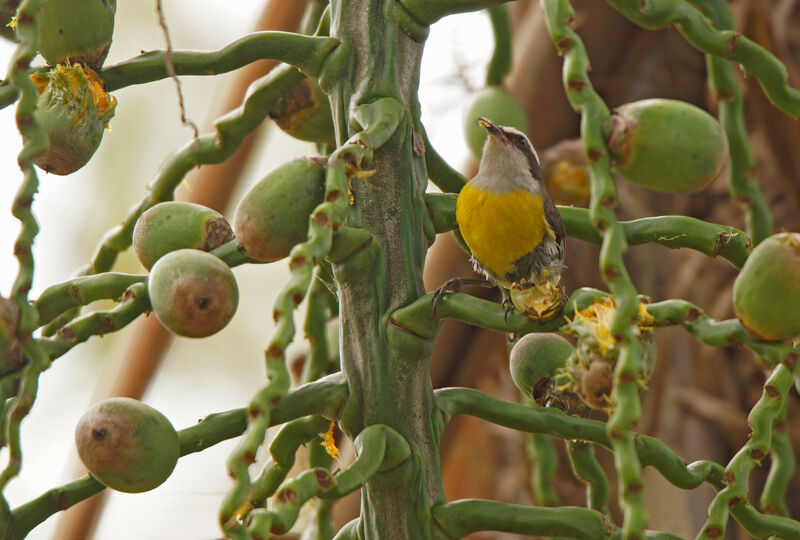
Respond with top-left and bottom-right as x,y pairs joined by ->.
321,420 -> 340,461
559,296 -> 656,411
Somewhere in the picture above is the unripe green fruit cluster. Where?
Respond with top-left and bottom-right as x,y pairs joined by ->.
463,86 -> 529,161
75,397 -> 179,493
133,202 -> 233,271
733,232 -> 800,341
148,249 -> 239,338
38,0 -> 116,70
234,157 -> 327,262
606,98 -> 728,194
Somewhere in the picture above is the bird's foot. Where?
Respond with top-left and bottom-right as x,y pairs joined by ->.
431,277 -> 495,316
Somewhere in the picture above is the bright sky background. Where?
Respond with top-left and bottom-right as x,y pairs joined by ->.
0,2 -> 491,538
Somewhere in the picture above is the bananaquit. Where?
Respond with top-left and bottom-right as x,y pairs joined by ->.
438,118 -> 566,319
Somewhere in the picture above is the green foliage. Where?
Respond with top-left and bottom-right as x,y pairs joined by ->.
1,0 -> 799,539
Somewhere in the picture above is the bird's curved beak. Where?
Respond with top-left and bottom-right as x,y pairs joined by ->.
478,117 -> 508,144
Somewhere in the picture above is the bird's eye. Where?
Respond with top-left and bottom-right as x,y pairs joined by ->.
517,135 -> 526,145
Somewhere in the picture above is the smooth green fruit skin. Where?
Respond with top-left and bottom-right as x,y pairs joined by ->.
733,233 -> 800,341
148,249 -> 239,338
509,333 -> 574,400
75,397 -> 179,493
607,98 -> 728,193
234,158 -> 326,262
269,78 -> 336,146
463,86 -> 530,161
133,202 -> 233,271
38,0 -> 116,69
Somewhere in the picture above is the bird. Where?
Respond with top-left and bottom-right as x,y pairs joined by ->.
434,117 -> 566,320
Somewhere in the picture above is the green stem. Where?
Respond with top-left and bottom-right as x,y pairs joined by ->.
420,129 -> 467,193
567,440 -> 611,512
247,425 -> 411,538
423,195 -> 752,268
759,409 -> 794,517
33,273 -> 146,327
432,500 -> 611,539
605,0 -> 800,117
687,0 -> 772,244
485,6 -> 512,86
436,387 -> 725,491
100,32 -> 338,91
526,433 -> 561,506
250,415 -> 331,502
697,364 -> 796,540
391,287 -> 605,338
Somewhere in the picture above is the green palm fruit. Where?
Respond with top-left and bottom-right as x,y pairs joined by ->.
733,232 -> 800,341
463,86 -> 529,161
38,0 -> 116,69
269,78 -> 336,146
133,202 -> 233,271
148,249 -> 239,338
606,98 -> 728,193
509,333 -> 574,403
234,157 -> 326,263
75,397 -> 179,493
30,64 -> 116,175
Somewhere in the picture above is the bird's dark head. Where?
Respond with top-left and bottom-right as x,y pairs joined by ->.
478,117 -> 541,181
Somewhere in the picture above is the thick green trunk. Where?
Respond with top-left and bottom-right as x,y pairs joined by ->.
328,2 -> 444,538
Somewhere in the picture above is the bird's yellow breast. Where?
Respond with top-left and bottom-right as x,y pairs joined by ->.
456,182 -> 547,282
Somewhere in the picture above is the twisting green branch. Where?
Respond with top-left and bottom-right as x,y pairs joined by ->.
250,415 -> 331,503
85,64 -> 307,279
526,433 -> 561,506
436,387 -> 725,491
432,500 -> 612,540
687,0 -> 772,244
424,193 -> 752,268
486,5 -> 512,86
301,263 -> 338,384
420,128 -> 467,193
541,2 -> 645,534
33,273 -> 146,327
759,408 -> 794,517
221,116 -> 365,536
100,33 -> 339,91
392,287 -> 606,338
8,373 -> 347,540
245,424 -> 411,538
645,299 -> 799,366
37,283 -> 150,360
567,440 -> 611,512
605,0 -> 800,117
698,364 -> 798,540
1,0 -> 49,503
